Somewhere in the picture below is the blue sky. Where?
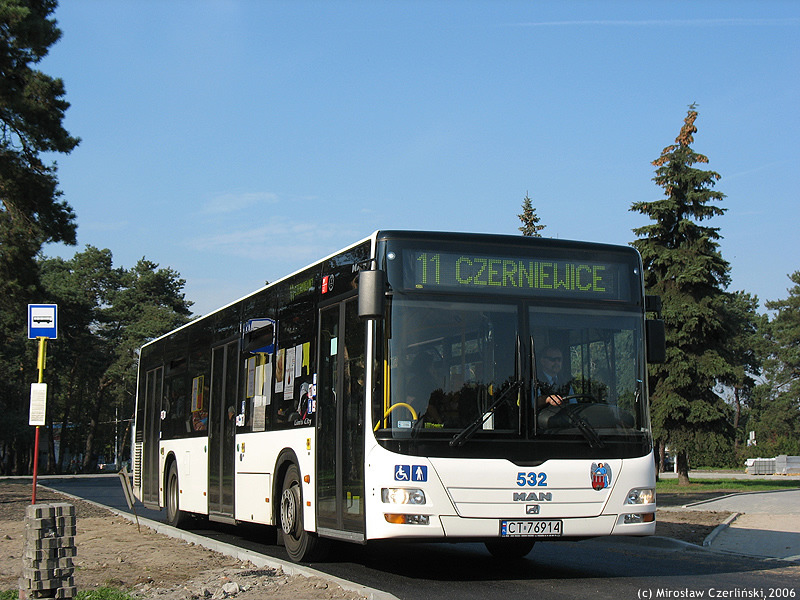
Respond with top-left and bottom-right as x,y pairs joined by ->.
41,1 -> 799,317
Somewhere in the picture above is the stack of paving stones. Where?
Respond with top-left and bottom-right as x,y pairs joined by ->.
19,503 -> 77,599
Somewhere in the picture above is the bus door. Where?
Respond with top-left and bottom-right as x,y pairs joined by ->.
141,366 -> 163,506
317,299 -> 366,539
208,339 -> 239,521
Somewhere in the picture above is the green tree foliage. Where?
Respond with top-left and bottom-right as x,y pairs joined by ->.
36,247 -> 120,472
0,248 -> 192,474
719,291 -> 765,451
630,106 -> 736,483
0,0 -> 79,302
0,0 -> 78,473
518,192 -> 546,237
53,249 -> 192,472
749,272 -> 800,455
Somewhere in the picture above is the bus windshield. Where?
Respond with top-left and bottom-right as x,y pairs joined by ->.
377,296 -> 649,458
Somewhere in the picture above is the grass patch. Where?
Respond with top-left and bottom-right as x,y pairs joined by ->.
76,589 -> 136,600
657,478 -> 800,494
0,589 -> 136,600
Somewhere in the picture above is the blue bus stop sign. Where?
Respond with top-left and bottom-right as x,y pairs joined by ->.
28,304 -> 58,339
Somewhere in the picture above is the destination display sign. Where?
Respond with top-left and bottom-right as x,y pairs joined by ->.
403,250 -> 632,301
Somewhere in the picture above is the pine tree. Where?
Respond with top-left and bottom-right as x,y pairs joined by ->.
751,271 -> 800,454
0,0 -> 79,474
0,0 -> 79,300
630,105 -> 734,483
33,249 -> 193,474
518,192 -> 545,237
721,291 -> 765,450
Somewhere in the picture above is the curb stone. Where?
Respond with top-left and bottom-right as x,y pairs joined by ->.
39,485 -> 399,600
702,512 -> 740,547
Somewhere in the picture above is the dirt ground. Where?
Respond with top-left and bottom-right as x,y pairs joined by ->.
0,482 -> 729,599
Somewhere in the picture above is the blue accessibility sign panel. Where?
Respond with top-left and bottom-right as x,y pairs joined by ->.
394,465 -> 428,482
28,304 -> 58,339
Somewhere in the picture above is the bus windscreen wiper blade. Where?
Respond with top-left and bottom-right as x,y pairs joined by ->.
450,380 -> 522,447
559,397 -> 605,449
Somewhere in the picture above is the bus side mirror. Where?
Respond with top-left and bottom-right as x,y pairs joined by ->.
646,319 -> 666,363
243,324 -> 274,354
358,269 -> 386,319
645,295 -> 662,315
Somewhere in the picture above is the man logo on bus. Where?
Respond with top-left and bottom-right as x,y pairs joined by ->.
590,462 -> 611,490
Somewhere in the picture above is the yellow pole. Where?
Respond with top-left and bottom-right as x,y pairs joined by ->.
32,337 -> 47,504
37,337 -> 47,382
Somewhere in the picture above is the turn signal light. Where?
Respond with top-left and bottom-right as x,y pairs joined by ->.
384,513 -> 430,525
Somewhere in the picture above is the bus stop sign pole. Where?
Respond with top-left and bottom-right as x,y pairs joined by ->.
28,304 -> 57,504
31,337 -> 47,504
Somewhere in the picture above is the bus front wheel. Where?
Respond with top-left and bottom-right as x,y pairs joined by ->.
279,464 -> 329,562
166,462 -> 189,528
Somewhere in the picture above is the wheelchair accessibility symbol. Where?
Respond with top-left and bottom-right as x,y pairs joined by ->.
394,465 -> 427,482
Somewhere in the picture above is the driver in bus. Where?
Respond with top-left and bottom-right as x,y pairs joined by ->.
536,346 -> 574,407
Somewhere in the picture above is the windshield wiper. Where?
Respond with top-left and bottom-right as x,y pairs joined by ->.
558,396 -> 605,449
450,380 -> 522,447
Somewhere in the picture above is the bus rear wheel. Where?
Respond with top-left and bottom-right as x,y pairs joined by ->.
484,538 -> 535,560
279,464 -> 329,562
166,462 -> 189,528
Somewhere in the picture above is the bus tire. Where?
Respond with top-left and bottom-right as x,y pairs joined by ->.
279,464 -> 329,562
484,539 -> 535,560
166,462 -> 189,528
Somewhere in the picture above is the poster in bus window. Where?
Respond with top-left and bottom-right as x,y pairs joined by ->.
301,342 -> 310,375
191,375 -> 207,431
275,349 -> 285,393
246,356 -> 257,398
251,357 -> 271,432
262,357 -> 273,405
295,344 -> 304,378
284,347 -> 296,400
252,395 -> 266,431
257,356 -> 273,417
191,375 -> 203,411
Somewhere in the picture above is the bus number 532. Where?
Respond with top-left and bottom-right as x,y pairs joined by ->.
517,472 -> 547,487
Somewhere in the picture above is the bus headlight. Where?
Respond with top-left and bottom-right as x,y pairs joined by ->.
625,488 -> 655,505
381,488 -> 426,505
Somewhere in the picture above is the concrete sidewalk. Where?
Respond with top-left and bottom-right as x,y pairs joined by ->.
687,488 -> 800,563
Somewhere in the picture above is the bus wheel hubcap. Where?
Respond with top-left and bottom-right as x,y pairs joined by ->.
280,486 -> 298,535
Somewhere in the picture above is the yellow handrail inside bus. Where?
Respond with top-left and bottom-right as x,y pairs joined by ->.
381,358 -> 390,429
374,402 -> 418,432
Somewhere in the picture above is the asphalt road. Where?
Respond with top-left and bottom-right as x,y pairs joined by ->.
40,476 -> 800,600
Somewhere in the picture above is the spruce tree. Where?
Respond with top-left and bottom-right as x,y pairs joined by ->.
630,105 -> 734,483
518,192 -> 545,237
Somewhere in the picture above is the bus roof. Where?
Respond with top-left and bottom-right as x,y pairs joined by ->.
140,230 -> 640,349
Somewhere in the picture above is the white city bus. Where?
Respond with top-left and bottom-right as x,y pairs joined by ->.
132,230 -> 665,561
